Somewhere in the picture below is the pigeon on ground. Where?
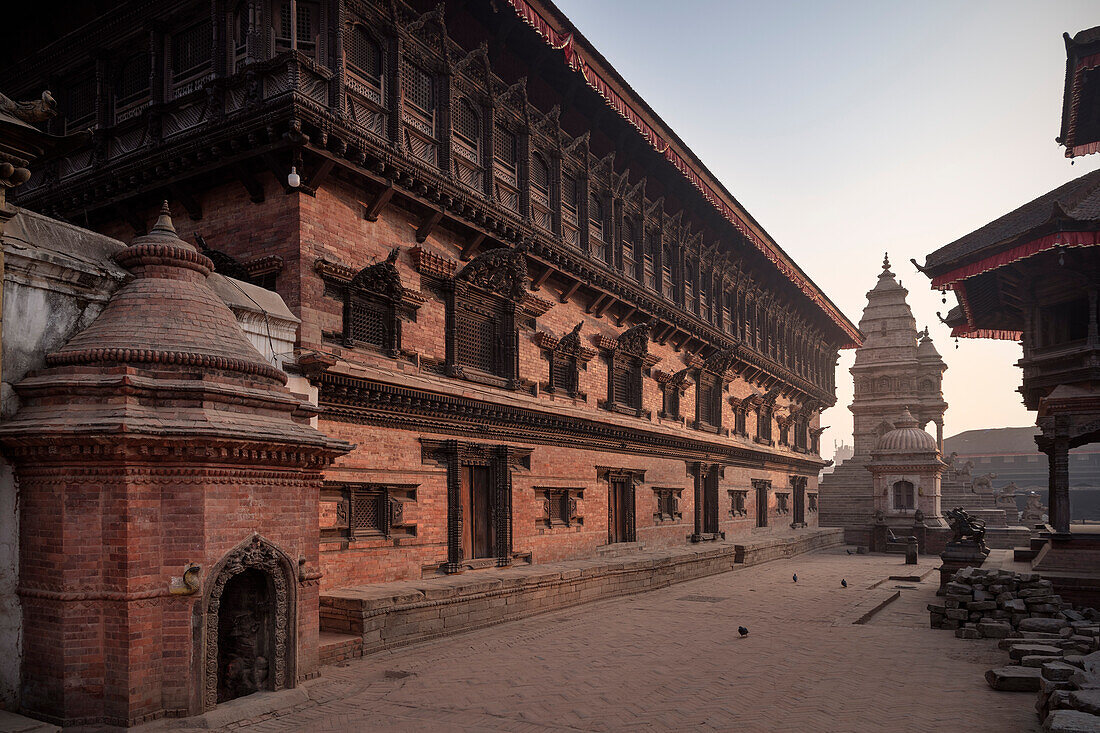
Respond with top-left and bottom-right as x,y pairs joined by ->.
846,549 -> 853,555
841,579 -> 848,588
793,573 -> 798,583
738,626 -> 749,637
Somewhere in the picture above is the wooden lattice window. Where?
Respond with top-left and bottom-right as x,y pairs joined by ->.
661,245 -> 675,301
700,277 -> 713,322
661,384 -> 680,419
653,488 -> 682,522
683,262 -> 697,314
276,0 -> 320,57
756,405 -> 773,442
734,407 -> 747,436
589,193 -> 607,263
348,27 -> 383,86
776,492 -> 790,515
351,486 -> 388,536
643,233 -> 657,290
621,219 -> 638,280
63,75 -> 96,133
116,51 -> 150,110
808,493 -> 818,513
697,373 -> 722,428
171,20 -> 212,86
531,153 -> 551,230
729,490 -> 748,517
494,125 -> 516,174
402,62 -> 434,123
453,98 -> 480,150
722,294 -> 734,334
549,353 -> 579,395
537,488 -> 582,528
609,354 -> 642,410
344,291 -> 395,352
455,289 -> 503,376
322,482 -> 417,541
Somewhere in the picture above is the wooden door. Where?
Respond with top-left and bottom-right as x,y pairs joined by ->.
756,483 -> 769,527
461,465 -> 494,559
793,479 -> 806,526
703,469 -> 719,534
609,477 -> 632,543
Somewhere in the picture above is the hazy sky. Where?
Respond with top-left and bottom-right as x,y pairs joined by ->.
554,0 -> 1100,455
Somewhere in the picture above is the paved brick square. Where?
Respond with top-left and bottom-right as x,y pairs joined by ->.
178,549 -> 1039,732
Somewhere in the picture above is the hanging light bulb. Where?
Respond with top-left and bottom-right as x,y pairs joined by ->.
1058,248 -> 1065,266
941,287 -> 947,304
954,336 -> 959,350
287,166 -> 301,188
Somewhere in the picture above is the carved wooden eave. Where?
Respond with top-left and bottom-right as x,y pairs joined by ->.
654,368 -> 693,392
596,465 -> 646,483
453,244 -> 530,302
519,292 -> 554,319
535,324 -> 597,363
313,256 -> 426,310
246,255 -> 285,280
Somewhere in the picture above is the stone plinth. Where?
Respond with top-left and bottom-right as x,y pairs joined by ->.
938,541 -> 990,593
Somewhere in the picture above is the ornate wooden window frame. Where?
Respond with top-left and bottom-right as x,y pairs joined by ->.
597,320 -> 658,418
534,322 -> 596,400
321,480 -> 418,543
728,489 -> 748,517
315,249 -> 421,358
535,487 -> 584,528
445,245 -> 528,389
808,492 -> 819,513
422,439 -> 532,574
692,348 -> 735,435
753,478 -> 771,528
775,491 -> 791,516
652,487 -> 683,523
655,367 -> 690,422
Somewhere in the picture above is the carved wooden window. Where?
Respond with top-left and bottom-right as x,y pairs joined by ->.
722,293 -> 734,334
643,233 -> 657,290
609,354 -> 642,410
589,193 -> 607,263
171,20 -> 213,93
794,418 -> 809,451
729,490 -> 748,517
322,482 -> 416,541
456,288 -> 505,377
345,291 -> 396,353
402,62 -> 434,127
683,262 -> 697,314
756,405 -> 773,442
653,488 -> 682,522
275,0 -> 320,58
621,219 -> 638,280
115,51 -> 150,115
562,173 -> 579,247
63,75 -> 96,133
530,153 -> 551,230
348,27 -> 383,88
808,493 -> 818,513
661,244 -> 675,301
734,407 -> 747,436
232,4 -> 249,70
776,492 -> 790,515
661,384 -> 680,419
697,373 -> 722,428
549,353 -> 579,395
700,276 -> 713,322
494,125 -> 519,211
537,488 -> 582,528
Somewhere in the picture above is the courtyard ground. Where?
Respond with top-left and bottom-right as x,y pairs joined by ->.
166,548 -> 1039,732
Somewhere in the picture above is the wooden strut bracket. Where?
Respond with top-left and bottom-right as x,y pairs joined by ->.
460,232 -> 485,261
559,280 -> 581,304
416,209 -> 444,244
363,183 -> 395,222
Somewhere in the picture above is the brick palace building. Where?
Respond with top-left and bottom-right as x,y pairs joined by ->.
0,0 -> 860,724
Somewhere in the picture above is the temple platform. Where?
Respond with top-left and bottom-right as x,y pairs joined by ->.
1029,525 -> 1100,607
319,528 -> 843,664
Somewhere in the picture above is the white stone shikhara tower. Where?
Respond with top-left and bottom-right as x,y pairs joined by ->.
819,255 -> 948,543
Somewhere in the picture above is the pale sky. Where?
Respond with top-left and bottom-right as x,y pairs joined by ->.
554,0 -> 1100,455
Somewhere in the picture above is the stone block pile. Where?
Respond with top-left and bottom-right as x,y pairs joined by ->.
928,566 -> 1100,732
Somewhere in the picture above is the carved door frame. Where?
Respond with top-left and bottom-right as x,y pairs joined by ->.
201,534 -> 298,713
598,466 -> 643,544
790,475 -> 807,528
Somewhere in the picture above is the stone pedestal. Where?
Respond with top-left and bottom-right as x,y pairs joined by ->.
938,541 -> 989,593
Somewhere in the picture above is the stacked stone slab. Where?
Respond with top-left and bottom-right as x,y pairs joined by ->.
928,567 -> 1093,635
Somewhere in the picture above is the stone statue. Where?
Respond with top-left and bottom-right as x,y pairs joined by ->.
1022,492 -> 1047,523
994,482 -> 1019,507
970,472 -> 996,494
950,454 -> 973,478
945,507 -> 987,551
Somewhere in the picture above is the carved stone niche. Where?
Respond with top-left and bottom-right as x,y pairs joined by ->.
203,534 -> 297,712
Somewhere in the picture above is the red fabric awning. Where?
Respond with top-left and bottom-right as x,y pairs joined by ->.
930,230 -> 1100,289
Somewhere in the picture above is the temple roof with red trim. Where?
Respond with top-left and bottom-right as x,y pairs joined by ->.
1059,25 -> 1100,158
512,0 -> 861,347
923,167 -> 1100,277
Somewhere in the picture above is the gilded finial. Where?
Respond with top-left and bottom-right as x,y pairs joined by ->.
151,201 -> 176,234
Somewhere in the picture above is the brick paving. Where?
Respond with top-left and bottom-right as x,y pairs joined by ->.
180,549 -> 1039,732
